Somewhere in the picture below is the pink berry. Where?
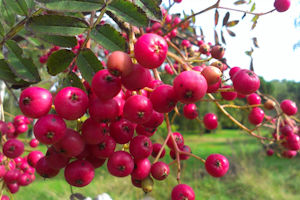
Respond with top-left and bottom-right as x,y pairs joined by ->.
151,143 -> 166,159
134,33 -> 168,69
129,135 -> 153,159
171,184 -> 195,200
167,132 -> 184,150
274,0 -> 291,12
150,84 -> 178,113
205,154 -> 229,177
280,99 -> 298,116
3,139 -> 24,159
107,151 -> 134,177
131,158 -> 151,180
151,161 -> 169,181
220,85 -> 237,101
29,139 -> 39,148
27,151 -> 44,167
81,118 -> 109,145
183,104 -> 198,120
247,93 -> 261,105
232,69 -> 260,95
248,107 -> 264,125
203,113 -> 218,130
267,149 -> 274,156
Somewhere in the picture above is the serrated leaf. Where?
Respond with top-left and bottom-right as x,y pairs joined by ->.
226,20 -> 239,27
214,30 -> 219,45
226,28 -> 236,37
26,15 -> 89,36
91,24 -> 127,52
252,37 -> 259,48
222,12 -> 230,27
63,72 -> 85,91
214,9 -> 219,26
77,48 -> 103,84
107,0 -> 149,27
221,30 -> 226,45
134,0 -> 162,21
38,35 -> 77,48
35,0 -> 104,12
0,59 -> 19,83
250,3 -> 256,12
0,1 -> 16,27
234,0 -> 247,5
47,49 -> 75,76
5,40 -> 40,83
4,0 -> 28,16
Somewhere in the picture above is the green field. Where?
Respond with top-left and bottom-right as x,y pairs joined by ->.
9,129 -> 300,200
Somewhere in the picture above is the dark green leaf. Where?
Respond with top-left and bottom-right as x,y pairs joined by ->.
108,0 -> 149,27
214,9 -> 219,26
222,12 -> 230,27
234,0 -> 247,5
221,30 -> 226,45
0,1 -> 16,27
25,0 -> 35,10
63,72 -> 85,91
0,23 -> 4,38
214,30 -> 219,45
38,35 -> 77,48
77,48 -> 103,84
91,24 -> 127,52
226,29 -> 236,37
5,40 -> 40,82
5,0 -> 28,16
226,20 -> 239,27
0,59 -> 19,83
252,37 -> 259,48
35,0 -> 104,12
134,0 -> 162,21
26,15 -> 89,36
250,3 -> 256,12
47,49 -> 75,76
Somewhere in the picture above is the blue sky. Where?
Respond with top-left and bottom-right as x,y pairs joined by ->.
162,0 -> 300,81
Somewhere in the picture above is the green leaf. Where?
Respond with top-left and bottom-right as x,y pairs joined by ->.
5,40 -> 40,82
47,49 -> 75,76
77,48 -> 103,84
221,30 -> 226,45
108,0 -> 149,27
134,0 -> 162,21
214,30 -> 219,45
91,24 -> 127,52
63,72 -> 85,91
26,15 -> 88,36
226,20 -> 239,27
0,1 -> 16,27
0,59 -> 19,83
25,0 -> 35,10
226,28 -> 236,37
5,0 -> 28,16
0,23 -> 4,38
250,3 -> 256,12
35,0 -> 104,12
222,12 -> 230,27
191,10 -> 196,24
38,35 -> 77,48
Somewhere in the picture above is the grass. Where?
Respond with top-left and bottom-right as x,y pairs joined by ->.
10,129 -> 300,200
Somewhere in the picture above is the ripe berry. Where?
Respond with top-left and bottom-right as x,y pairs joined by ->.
247,93 -> 261,105
89,97 -> 119,123
280,99 -> 298,116
136,125 -> 156,137
199,43 -> 210,54
92,69 -> 121,100
183,104 -> 198,120
131,158 -> 151,180
248,107 -> 264,125
201,66 -> 222,85
129,135 -> 153,159
36,157 -> 59,178
280,125 -> 294,136
181,40 -> 191,48
3,139 -> 24,159
205,154 -> 229,177
27,151 -> 44,167
45,146 -> 70,170
123,95 -> 153,124
19,87 -> 52,118
81,118 -> 109,145
274,0 -> 291,12
90,136 -> 116,158
110,119 -> 134,144
171,184 -> 195,200
266,149 -> 274,156
64,160 -> 95,187
203,113 -> 218,130
4,169 -> 20,184
151,161 -> 169,181
207,79 -> 221,93
282,150 -> 297,158
167,132 -> 184,150
107,51 -> 133,77
33,114 -> 67,145
151,143 -> 166,159
150,84 -> 178,113
173,70 -> 207,104
232,69 -> 260,95
134,33 -> 168,69
107,151 -> 134,177
142,111 -> 164,128
283,134 -> 300,151
220,85 -> 237,101
229,66 -> 241,77
121,64 -> 152,91
54,87 -> 89,120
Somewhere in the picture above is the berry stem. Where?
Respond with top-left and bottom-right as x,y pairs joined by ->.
217,6 -> 276,16
179,151 -> 206,164
221,104 -> 263,109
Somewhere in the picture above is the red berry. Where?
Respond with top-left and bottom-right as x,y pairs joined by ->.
274,0 -> 290,12
220,85 -> 237,101
183,104 -> 198,120
27,151 -> 44,167
205,154 -> 229,177
150,84 -> 178,113
232,69 -> 260,95
90,136 -> 116,159
151,161 -> 169,181
266,149 -> 274,156
248,107 -> 264,125
167,132 -> 184,150
45,146 -> 70,170
173,71 -> 207,104
19,87 -> 52,118
280,99 -> 298,116
64,160 -> 95,187
136,125 -> 156,137
134,33 -> 168,69
110,118 -> 135,144
247,93 -> 261,105
129,135 -> 153,159
171,184 -> 195,200
81,118 -> 109,145
89,97 -> 119,123
151,143 -> 166,159
203,113 -> 218,130
54,87 -> 89,120
36,157 -> 59,178
211,45 -> 225,60
229,66 -> 241,78
3,139 -> 24,159
107,151 -> 134,177
106,51 -> 133,77
131,158 -> 151,180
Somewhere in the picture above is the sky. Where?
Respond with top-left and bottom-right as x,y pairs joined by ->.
162,0 -> 300,82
